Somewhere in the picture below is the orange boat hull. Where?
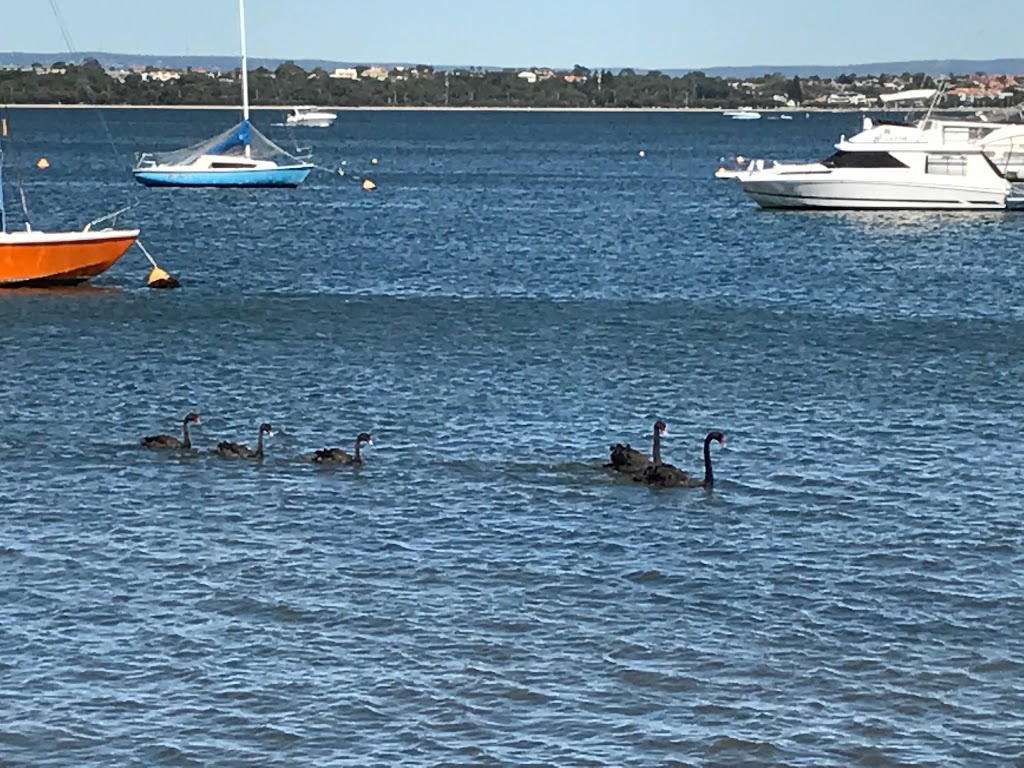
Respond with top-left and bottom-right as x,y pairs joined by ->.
0,228 -> 139,286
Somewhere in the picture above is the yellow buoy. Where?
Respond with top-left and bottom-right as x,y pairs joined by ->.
361,177 -> 378,192
147,265 -> 180,289
36,157 -> 50,170
370,157 -> 379,165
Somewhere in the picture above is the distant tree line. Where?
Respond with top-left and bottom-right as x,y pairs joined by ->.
0,58 -> 1007,109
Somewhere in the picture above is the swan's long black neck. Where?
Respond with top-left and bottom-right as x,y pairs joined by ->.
353,437 -> 363,462
181,418 -> 192,449
255,429 -> 265,458
702,435 -> 715,487
652,427 -> 662,466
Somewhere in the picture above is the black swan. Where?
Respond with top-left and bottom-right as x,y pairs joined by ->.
311,431 -> 373,465
217,422 -> 272,459
605,420 -> 666,474
140,411 -> 201,449
637,430 -> 726,489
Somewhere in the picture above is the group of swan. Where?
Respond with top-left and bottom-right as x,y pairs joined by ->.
606,420 -> 726,489
140,411 -> 372,465
140,413 -> 725,484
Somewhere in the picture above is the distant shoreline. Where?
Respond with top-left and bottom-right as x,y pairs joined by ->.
1,103 -> 966,114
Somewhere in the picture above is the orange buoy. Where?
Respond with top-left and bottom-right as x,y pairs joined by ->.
361,177 -> 378,192
147,265 -> 180,289
36,157 -> 50,170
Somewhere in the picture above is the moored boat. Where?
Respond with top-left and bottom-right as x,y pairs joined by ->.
0,229 -> 139,286
1,119 -> 139,287
724,107 -> 762,120
285,106 -> 337,128
132,0 -> 313,188
738,117 -> 1013,210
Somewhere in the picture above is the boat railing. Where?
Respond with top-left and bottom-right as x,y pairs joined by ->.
134,152 -> 158,169
83,203 -> 134,232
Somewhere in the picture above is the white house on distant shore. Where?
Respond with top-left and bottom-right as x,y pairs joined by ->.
826,92 -> 868,105
141,69 -> 181,82
330,67 -> 358,80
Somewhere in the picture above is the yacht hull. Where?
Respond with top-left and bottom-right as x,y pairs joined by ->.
133,164 -> 313,188
742,178 -> 1009,210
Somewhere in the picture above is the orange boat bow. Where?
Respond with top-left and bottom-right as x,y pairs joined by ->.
0,228 -> 139,286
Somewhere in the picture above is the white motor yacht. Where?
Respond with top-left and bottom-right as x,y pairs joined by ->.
739,115 -> 1014,210
285,106 -> 338,127
724,107 -> 762,120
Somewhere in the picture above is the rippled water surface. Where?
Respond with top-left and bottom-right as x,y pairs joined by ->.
2,107 -> 1024,766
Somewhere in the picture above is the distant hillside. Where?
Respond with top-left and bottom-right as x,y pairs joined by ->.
0,51 -> 439,72
0,50 -> 361,72
690,59 -> 1024,78
2,51 -> 1024,78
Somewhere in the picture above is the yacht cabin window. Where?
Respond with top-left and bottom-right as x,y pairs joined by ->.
925,154 -> 969,176
822,151 -> 908,169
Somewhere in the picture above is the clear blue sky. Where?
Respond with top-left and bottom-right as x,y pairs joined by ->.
1,0 -> 1021,70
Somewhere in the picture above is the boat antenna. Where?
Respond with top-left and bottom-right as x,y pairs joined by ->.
0,116 -> 6,233
0,112 -> 35,231
921,80 -> 946,123
239,0 -> 252,158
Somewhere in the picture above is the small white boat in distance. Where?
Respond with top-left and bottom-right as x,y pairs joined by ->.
724,107 -> 762,120
285,107 -> 338,128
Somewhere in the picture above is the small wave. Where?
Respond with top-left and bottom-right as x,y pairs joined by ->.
504,686 -> 547,704
625,568 -> 665,583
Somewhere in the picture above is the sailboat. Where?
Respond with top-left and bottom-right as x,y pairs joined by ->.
0,117 -> 139,286
132,0 -> 314,188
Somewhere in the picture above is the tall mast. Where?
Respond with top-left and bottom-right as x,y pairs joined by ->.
238,0 -> 250,156
0,118 -> 6,233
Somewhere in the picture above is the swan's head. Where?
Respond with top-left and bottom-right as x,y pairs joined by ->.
184,411 -> 201,424
654,420 -> 667,435
707,431 -> 726,446
357,432 -> 373,445
259,423 -> 273,435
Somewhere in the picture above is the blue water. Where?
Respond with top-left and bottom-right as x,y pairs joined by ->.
2,107 -> 1024,766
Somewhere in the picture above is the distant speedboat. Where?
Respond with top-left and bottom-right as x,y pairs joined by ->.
724,107 -> 762,120
285,107 -> 337,128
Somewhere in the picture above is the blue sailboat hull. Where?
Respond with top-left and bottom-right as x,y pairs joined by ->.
133,164 -> 313,188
